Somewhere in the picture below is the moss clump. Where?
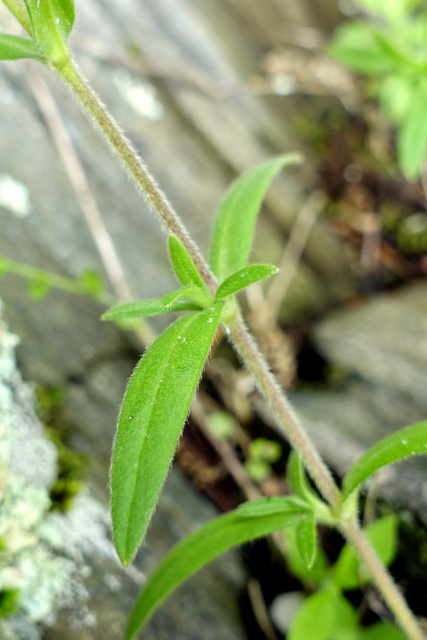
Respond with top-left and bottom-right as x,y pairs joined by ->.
35,386 -> 87,512
0,590 -> 20,617
45,428 -> 87,512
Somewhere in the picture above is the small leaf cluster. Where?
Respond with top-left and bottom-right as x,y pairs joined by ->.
0,0 -> 75,66
329,0 -> 427,179
105,155 -> 302,567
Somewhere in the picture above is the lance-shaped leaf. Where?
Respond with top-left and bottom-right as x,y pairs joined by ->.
295,511 -> 317,569
329,22 -> 392,75
282,527 -> 329,586
397,80 -> 427,180
168,235 -> 205,287
343,420 -> 427,498
126,497 -> 307,639
209,154 -> 303,281
102,298 -> 200,321
215,264 -> 278,299
111,302 -> 224,566
287,451 -> 315,502
0,34 -> 42,60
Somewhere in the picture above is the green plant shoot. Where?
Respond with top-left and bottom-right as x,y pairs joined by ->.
111,302 -> 223,565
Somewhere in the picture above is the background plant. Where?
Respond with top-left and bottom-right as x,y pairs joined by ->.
329,0 -> 427,180
0,2 -> 426,640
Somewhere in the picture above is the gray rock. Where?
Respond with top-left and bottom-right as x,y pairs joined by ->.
313,281 -> 427,411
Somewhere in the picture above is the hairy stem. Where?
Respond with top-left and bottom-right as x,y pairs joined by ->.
229,310 -> 342,512
55,58 -> 217,295
341,518 -> 426,640
53,50 -> 424,640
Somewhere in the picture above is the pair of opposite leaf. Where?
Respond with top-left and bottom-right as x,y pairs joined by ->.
0,0 -> 75,64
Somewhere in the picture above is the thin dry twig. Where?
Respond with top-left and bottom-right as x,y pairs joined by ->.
266,190 -> 325,318
248,578 -> 280,640
28,67 -> 156,345
191,395 -> 261,501
28,67 -> 135,304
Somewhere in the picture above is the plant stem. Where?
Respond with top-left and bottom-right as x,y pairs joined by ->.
341,518 -> 426,640
57,55 -> 341,513
228,310 -> 342,512
0,254 -> 116,306
55,58 -> 217,295
54,50 -> 424,640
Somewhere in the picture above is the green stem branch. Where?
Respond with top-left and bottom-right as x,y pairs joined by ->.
0,254 -> 115,306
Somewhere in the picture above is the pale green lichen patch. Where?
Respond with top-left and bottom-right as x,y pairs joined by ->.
0,306 -> 79,632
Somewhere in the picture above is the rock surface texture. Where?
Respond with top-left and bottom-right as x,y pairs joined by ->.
0,0 -> 427,637
0,305 -> 246,639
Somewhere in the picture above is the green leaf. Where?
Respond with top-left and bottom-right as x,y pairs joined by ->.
295,511 -> 317,569
168,235 -> 205,287
373,31 -> 416,68
215,264 -> 278,299
27,275 -> 51,299
283,527 -> 329,586
288,587 -> 337,640
329,22 -> 393,75
78,269 -> 104,297
248,437 -> 282,463
209,154 -> 303,281
110,302 -> 223,566
333,515 -> 398,589
343,420 -> 427,497
244,459 -> 272,482
161,285 -> 212,309
379,75 -> 413,125
330,593 -> 359,640
24,0 -> 75,54
287,451 -> 316,502
205,411 -> 235,440
0,34 -> 42,61
360,621 -> 407,640
397,81 -> 427,180
102,298 -> 200,321
236,495 -> 306,517
126,497 -> 307,639
353,0 -> 423,23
